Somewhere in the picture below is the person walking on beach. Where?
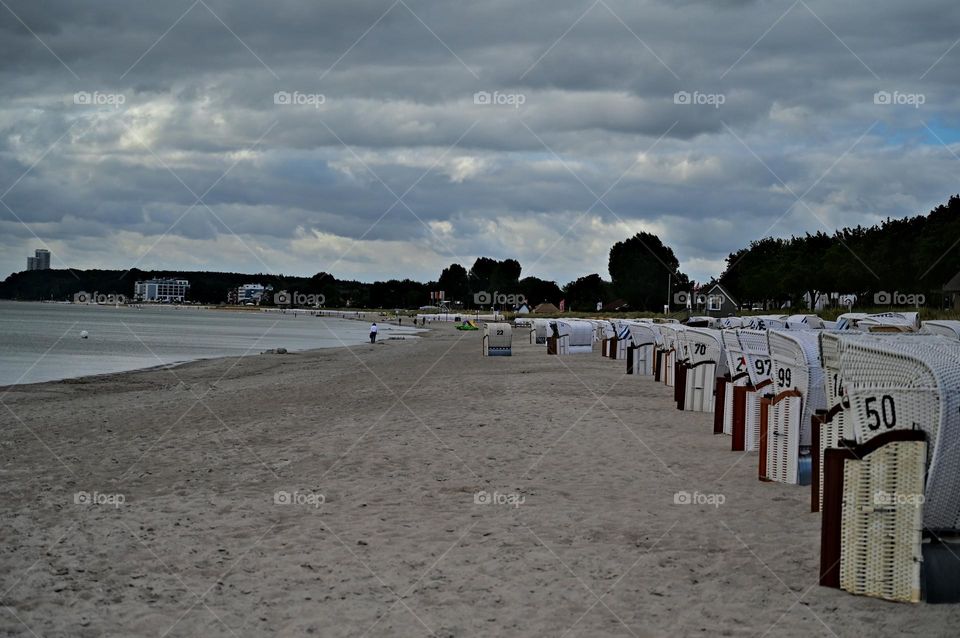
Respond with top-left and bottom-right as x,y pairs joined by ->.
369,322 -> 378,344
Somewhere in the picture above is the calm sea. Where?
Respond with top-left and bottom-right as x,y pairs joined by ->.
0,301 -> 412,386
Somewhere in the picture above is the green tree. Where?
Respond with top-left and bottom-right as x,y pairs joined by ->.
437,263 -> 470,304
608,232 -> 688,311
563,274 -> 610,312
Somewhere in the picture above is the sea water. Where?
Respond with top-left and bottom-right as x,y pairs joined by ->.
0,301 -> 408,386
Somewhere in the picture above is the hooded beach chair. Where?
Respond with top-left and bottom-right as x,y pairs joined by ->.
763,330 -> 826,484
718,329 -> 748,437
733,329 -> 774,453
682,328 -> 726,413
531,318 -> 551,345
482,323 -> 512,356
612,321 -> 631,360
818,335 -> 960,603
838,335 -> 960,530
548,320 -> 595,355
657,324 -> 682,387
625,321 -> 660,376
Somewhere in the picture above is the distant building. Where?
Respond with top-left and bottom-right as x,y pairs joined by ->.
704,283 -> 738,317
134,278 -> 190,303
26,249 -> 50,271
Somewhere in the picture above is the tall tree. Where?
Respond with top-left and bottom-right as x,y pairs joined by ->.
437,263 -> 470,304
518,276 -> 562,307
563,274 -> 610,312
608,232 -> 688,311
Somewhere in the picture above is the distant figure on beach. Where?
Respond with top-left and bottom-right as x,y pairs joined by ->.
369,322 -> 378,343
398,317 -> 402,326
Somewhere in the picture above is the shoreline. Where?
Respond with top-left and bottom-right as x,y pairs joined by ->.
0,300 -> 425,390
0,324 -> 425,393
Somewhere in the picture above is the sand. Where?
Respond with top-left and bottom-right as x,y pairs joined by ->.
1,322 -> 958,637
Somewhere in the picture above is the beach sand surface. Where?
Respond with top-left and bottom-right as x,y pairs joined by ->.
1,323 -> 958,637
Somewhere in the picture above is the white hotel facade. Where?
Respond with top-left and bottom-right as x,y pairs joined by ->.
134,278 -> 190,303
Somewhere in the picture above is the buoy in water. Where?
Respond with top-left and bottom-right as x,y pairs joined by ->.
80,330 -> 89,339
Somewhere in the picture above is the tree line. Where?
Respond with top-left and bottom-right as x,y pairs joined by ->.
718,195 -> 960,309
3,194 -> 957,311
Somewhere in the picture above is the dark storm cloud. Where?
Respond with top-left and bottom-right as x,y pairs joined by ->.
1,0 -> 959,283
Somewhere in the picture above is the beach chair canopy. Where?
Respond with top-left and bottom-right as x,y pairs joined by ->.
835,333 -> 960,529
737,329 -> 774,386
921,320 -> 960,339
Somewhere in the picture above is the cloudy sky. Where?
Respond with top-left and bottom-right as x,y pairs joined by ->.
1,0 -> 958,285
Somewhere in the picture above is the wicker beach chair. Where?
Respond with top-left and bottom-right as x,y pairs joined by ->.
658,324 -> 682,387
551,320 -> 595,355
482,323 -> 513,356
816,332 -> 851,509
764,330 -> 826,484
607,321 -> 631,360
737,329 -> 774,453
625,321 -> 659,376
683,327 -> 726,413
532,318 -> 550,345
837,334 -> 960,530
719,329 -> 748,436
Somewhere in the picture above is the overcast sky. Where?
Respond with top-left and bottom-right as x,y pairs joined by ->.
1,0 -> 958,285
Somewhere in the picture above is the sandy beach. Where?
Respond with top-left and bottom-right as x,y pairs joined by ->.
1,323 -> 958,637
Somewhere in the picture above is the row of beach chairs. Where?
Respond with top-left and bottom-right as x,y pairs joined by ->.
574,313 -> 960,604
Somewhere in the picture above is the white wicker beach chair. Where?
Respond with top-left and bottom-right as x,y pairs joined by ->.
737,329 -> 774,452
532,318 -> 551,345
837,334 -> 960,530
683,328 -> 726,412
625,321 -> 659,376
720,329 -> 749,436
818,332 -> 851,508
658,324 -> 682,387
765,330 -> 826,484
552,320 -> 595,355
482,323 -> 513,356
611,321 -> 631,360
